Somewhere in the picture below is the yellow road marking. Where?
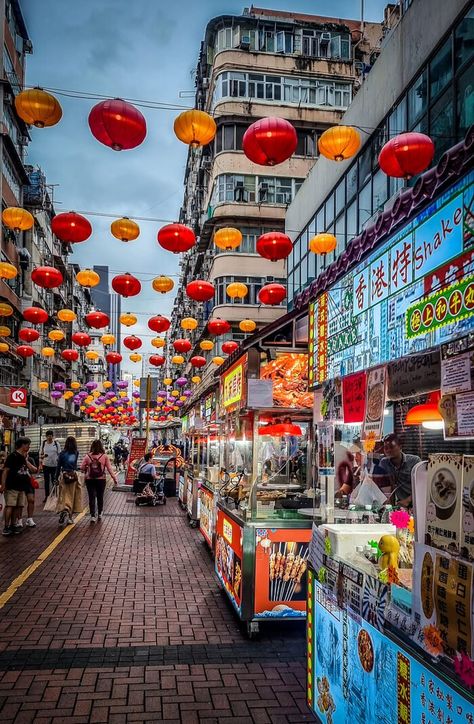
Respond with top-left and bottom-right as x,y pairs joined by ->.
0,509 -> 88,609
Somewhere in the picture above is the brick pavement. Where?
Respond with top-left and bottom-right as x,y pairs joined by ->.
0,490 -> 315,723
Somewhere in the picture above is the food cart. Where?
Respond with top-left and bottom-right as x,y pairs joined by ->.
197,387 -> 221,549
182,406 -> 203,527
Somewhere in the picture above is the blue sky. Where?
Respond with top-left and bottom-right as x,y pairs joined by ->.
21,0 -> 387,373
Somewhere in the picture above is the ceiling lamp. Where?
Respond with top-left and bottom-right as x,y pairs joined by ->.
309,233 -> 337,255
158,223 -> 196,254
243,117 -> 297,166
214,227 -> 242,251
120,312 -> 137,327
88,98 -> 147,151
15,87 -> 62,127
172,354 -> 185,365
38,381 -> 49,390
48,328 -> 65,342
191,375 -> 201,384
149,355 -> 165,367
72,331 -> 92,347
190,355 -> 207,368
212,356 -> 224,366
207,318 -> 231,336
112,272 -> 141,298
226,282 -> 248,300
19,327 -> 39,343
151,336 -> 165,348
148,315 -> 170,333
85,350 -> 99,361
379,132 -> 435,179
0,325 -> 11,337
200,339 -> 214,351
123,335 -> 142,351
2,207 -> 34,232
101,333 -> 115,345
272,421 -> 303,436
318,126 -> 361,161
61,349 -> 79,362
258,283 -> 286,306
405,391 -> 443,430
17,344 -> 35,358
174,109 -> 217,146
85,310 -> 110,329
0,262 -> 18,280
186,279 -> 215,302
105,351 -> 122,365
129,353 -> 142,363
41,346 -> 55,357
23,306 -> 48,324
0,303 -> 13,317
256,231 -> 293,262
52,212 -> 92,244
222,341 -> 239,355
31,265 -> 63,289
152,275 -> 174,294
173,338 -> 192,354
239,318 -> 256,333
111,217 -> 140,242
181,317 -> 198,331
76,268 -> 100,288
57,308 -> 76,322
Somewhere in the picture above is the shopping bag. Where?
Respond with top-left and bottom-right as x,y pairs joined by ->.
43,483 -> 59,512
350,471 -> 387,508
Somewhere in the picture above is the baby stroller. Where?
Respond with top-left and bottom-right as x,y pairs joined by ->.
135,479 -> 166,506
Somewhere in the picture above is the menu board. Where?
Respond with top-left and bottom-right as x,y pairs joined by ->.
342,371 -> 366,423
215,510 -> 243,614
425,454 -> 463,555
362,365 -> 387,439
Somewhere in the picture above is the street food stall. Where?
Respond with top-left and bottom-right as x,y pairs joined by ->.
197,387 -> 221,549
181,405 -> 203,526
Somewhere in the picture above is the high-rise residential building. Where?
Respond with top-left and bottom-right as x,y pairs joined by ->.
169,5 -> 384,370
90,265 -> 122,382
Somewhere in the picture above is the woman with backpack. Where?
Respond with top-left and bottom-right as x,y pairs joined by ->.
56,436 -> 82,526
81,439 -> 118,522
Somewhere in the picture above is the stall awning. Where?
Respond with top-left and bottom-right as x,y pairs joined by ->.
0,403 -> 29,419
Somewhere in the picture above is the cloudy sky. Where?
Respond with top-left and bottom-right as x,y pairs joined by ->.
21,0 -> 387,375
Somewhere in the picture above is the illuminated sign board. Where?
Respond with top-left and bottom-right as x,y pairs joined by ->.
222,357 -> 245,411
309,172 -> 474,388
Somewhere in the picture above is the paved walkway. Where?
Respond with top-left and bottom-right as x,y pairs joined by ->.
0,489 -> 314,723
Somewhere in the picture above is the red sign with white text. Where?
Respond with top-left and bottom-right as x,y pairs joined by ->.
125,437 -> 147,485
9,387 -> 27,407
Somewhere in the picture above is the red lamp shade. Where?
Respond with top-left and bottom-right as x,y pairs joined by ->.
71,331 -> 92,347
186,279 -> 215,302
149,355 -> 165,367
88,98 -> 147,151
242,117 -> 297,166
85,311 -> 110,329
18,327 -> 40,343
31,266 -> 63,289
23,306 -> 48,324
61,349 -> 79,362
272,422 -> 303,436
190,355 -> 207,368
157,223 -> 196,253
123,335 -> 142,351
378,132 -> 435,179
111,273 -> 141,298
148,315 -> 170,333
52,212 -> 92,243
258,283 -> 286,306
405,391 -> 443,428
17,344 -> 35,358
256,231 -> 293,262
222,340 -> 239,355
207,318 -> 231,336
173,338 -> 192,353
106,351 -> 122,365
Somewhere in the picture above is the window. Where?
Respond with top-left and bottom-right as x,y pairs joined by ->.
295,130 -> 316,157
335,179 -> 345,216
212,175 -> 302,205
346,162 -> 358,202
325,195 -> 334,228
276,31 -> 293,54
388,97 -> 407,137
408,69 -> 428,126
457,63 -> 474,139
214,276 -> 286,306
430,88 -> 455,160
2,150 -> 21,198
359,181 -> 372,230
217,27 -> 237,51
346,199 -> 357,241
335,213 -> 346,256
454,8 -> 474,70
372,169 -> 388,213
2,45 -> 21,93
358,143 -> 372,188
430,39 -> 453,101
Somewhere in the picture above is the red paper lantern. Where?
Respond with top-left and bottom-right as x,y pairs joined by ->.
61,349 -> 79,362
17,344 -> 35,358
23,306 -> 48,324
71,331 -> 92,347
106,351 -> 122,365
378,132 -> 435,179
242,117 -> 297,166
185,279 -> 215,302
222,341 -> 239,355
31,266 -> 63,289
85,311 -> 110,329
190,355 -> 207,368
88,98 -> 147,151
18,327 -> 40,343
258,283 -> 286,306
52,212 -> 92,244
148,315 -> 170,333
157,223 -> 196,254
256,232 -> 293,262
149,355 -> 165,367
173,338 -> 192,353
111,272 -> 141,298
207,318 -> 231,336
123,335 -> 142,351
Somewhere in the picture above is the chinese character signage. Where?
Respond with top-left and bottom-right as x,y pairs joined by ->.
342,371 -> 367,424
309,172 -> 474,388
221,357 -> 245,411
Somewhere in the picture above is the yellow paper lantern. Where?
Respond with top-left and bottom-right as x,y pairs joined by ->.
212,356 -> 225,366
103,380 -> 113,389
309,233 -> 337,255
120,312 -> 137,327
101,333 -> 115,346
48,328 -> 65,342
80,405 -> 86,411
191,375 -> 201,384
93,390 -> 100,398
71,381 -> 81,390
38,381 -> 49,390
133,380 -> 140,388
0,326 -> 11,337
171,390 -> 180,398
130,353 -> 142,362
0,262 -> 18,280
76,268 -> 100,288
174,109 -> 216,147
152,275 -> 174,294
239,319 -> 256,333
0,302 -> 14,317
15,87 -> 62,128
0,342 -> 9,353
57,308 -> 76,322
172,355 -> 184,365
111,217 -> 140,242
63,390 -> 73,400
180,317 -> 198,331
226,282 -> 248,299
151,337 -> 165,349
2,207 -> 34,232
41,346 -> 55,358
318,125 -> 360,162
85,350 -> 99,360
163,377 -> 172,386
200,339 -> 214,351
119,391 -> 127,398
214,227 -> 242,251
85,395 -> 94,404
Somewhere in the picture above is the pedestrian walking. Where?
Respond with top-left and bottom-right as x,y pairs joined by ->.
81,440 -> 118,523
40,429 -> 60,502
1,437 -> 38,536
56,436 -> 82,526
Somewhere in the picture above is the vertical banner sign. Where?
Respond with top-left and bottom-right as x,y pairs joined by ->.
125,437 -> 147,485
342,372 -> 367,423
317,293 -> 328,385
362,365 -> 387,440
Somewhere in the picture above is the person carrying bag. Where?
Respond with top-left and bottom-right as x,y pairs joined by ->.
55,436 -> 82,525
81,439 -> 118,523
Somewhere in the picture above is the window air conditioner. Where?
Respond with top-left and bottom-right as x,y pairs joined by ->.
320,33 -> 331,44
202,77 -> 209,89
